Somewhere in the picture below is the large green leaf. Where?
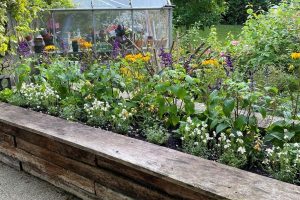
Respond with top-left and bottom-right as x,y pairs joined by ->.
216,123 -> 230,134
223,98 -> 235,117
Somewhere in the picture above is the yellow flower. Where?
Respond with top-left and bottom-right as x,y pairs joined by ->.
291,52 -> 300,59
125,53 -> 151,63
80,42 -> 92,49
44,45 -> 57,52
120,67 -> 131,76
202,59 -> 219,66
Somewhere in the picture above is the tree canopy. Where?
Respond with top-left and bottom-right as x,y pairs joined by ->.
172,0 -> 227,28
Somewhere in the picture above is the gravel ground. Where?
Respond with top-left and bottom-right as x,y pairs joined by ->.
0,162 -> 80,200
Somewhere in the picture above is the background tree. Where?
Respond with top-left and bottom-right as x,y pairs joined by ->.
172,0 -> 227,29
222,0 -> 282,25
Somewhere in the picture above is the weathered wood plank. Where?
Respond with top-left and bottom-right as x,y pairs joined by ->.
22,164 -> 99,200
15,129 -> 96,166
0,142 -> 95,194
96,156 -> 211,200
16,138 -> 174,200
0,122 -> 17,135
0,152 -> 20,170
95,183 -> 133,200
0,103 -> 300,200
0,131 -> 15,146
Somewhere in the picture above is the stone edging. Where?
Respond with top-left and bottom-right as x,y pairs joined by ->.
0,102 -> 299,200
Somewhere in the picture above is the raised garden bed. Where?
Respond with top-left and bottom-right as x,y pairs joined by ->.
0,102 -> 299,200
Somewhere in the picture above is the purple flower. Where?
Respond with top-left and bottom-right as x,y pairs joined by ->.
223,54 -> 234,77
112,39 -> 121,58
18,41 -> 32,57
159,48 -> 172,68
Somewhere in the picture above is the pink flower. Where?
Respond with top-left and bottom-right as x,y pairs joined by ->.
205,49 -> 211,55
231,40 -> 239,46
220,52 -> 226,57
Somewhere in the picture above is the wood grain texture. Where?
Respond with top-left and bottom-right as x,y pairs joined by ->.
16,138 -> 173,199
0,142 -> 95,194
0,102 -> 299,200
0,131 -> 15,146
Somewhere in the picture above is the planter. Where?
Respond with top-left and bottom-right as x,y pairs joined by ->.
34,38 -> 44,53
0,102 -> 299,200
43,35 -> 54,46
135,39 -> 143,48
72,41 -> 79,52
0,76 -> 11,91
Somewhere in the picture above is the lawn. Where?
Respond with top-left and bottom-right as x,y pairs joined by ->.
198,24 -> 243,43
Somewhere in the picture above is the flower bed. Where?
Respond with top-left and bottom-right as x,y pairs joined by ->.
0,102 -> 299,200
0,0 -> 300,191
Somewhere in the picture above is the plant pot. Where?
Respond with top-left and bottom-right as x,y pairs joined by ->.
44,35 -> 54,46
135,39 -> 143,48
34,38 -> 44,53
72,41 -> 79,52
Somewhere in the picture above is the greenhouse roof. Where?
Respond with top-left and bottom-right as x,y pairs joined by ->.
70,0 -> 172,9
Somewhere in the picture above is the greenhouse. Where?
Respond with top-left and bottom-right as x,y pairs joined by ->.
41,0 -> 173,53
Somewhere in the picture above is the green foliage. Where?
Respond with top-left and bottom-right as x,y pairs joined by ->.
222,0 -> 281,25
173,0 -> 227,28
263,143 -> 300,184
231,1 -> 300,72
0,0 -> 73,56
144,125 -> 169,145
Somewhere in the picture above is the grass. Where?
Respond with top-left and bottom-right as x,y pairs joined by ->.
198,24 -> 243,43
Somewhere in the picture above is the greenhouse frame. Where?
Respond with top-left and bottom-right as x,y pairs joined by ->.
44,0 -> 173,53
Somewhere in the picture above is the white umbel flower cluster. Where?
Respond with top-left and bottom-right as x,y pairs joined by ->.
19,83 -> 60,108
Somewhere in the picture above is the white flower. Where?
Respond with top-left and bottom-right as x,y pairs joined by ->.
229,133 -> 235,138
236,131 -> 243,137
236,138 -> 244,144
237,147 -> 246,154
284,135 -> 289,140
265,148 -> 274,155
262,159 -> 270,165
184,126 -> 190,132
187,117 -> 192,124
224,144 -> 231,149
294,143 -> 299,148
194,142 -> 199,146
213,131 -> 217,137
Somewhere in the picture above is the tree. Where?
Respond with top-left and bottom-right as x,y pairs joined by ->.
222,0 -> 282,25
0,0 -> 73,57
172,0 -> 227,29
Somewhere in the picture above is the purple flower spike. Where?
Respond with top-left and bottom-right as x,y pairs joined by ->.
159,48 -> 173,68
223,54 -> 234,77
18,41 -> 32,57
112,39 -> 121,59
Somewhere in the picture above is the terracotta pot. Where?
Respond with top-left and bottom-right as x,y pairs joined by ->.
135,40 -> 143,48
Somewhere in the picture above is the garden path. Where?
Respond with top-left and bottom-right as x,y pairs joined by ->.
0,162 -> 80,200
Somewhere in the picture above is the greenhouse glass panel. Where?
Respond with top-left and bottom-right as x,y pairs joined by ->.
93,10 -> 133,52
73,0 -> 171,9
93,0 -> 130,8
53,11 -> 93,52
132,9 -> 170,48
131,0 -> 170,8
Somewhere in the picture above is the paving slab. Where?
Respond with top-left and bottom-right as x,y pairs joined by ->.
0,162 -> 80,200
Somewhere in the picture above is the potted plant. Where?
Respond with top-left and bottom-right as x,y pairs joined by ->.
33,36 -> 44,53
72,40 -> 79,52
